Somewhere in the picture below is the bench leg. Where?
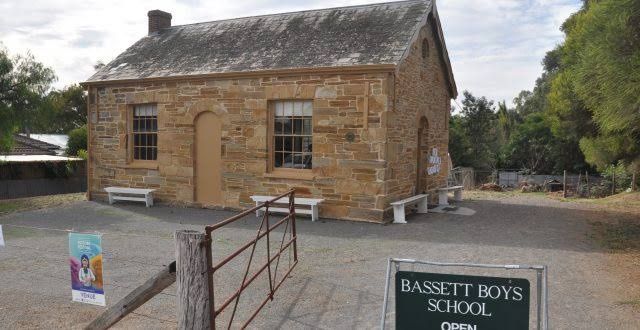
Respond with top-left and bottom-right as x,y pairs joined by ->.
392,205 -> 407,224
439,191 -> 449,206
454,190 -> 463,202
311,205 -> 319,222
417,197 -> 429,213
108,193 -> 114,205
145,194 -> 153,207
255,201 -> 261,217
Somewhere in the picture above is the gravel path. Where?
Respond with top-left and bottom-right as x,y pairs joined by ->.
0,193 -> 638,329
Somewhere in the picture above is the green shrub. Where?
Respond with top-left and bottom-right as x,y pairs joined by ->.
66,125 -> 87,156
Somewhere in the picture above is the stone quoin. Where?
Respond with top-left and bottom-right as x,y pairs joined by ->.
82,0 -> 457,223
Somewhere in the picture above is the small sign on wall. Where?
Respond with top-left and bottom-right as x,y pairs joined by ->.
69,233 -> 105,306
395,271 -> 530,329
427,147 -> 442,175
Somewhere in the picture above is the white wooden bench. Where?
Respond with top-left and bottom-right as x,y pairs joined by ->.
105,187 -> 155,207
390,194 -> 429,224
436,186 -> 464,205
250,195 -> 324,222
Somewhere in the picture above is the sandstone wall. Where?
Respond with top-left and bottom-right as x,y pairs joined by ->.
88,73 -> 393,222
387,19 -> 452,206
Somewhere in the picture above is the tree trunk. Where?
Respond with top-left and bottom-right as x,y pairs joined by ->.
611,171 -> 616,195
563,170 -> 567,198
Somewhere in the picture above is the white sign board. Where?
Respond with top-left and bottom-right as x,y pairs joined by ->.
427,147 -> 442,175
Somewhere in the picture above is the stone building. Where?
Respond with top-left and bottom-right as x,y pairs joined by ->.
83,0 -> 457,222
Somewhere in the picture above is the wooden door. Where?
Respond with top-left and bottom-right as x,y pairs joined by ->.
195,112 -> 222,205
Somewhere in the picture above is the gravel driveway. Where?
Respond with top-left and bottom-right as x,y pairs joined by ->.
0,193 -> 638,329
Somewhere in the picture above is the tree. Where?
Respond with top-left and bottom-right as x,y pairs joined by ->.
458,91 -> 499,170
36,84 -> 87,133
549,0 -> 640,170
502,113 -> 554,173
0,47 -> 56,151
496,100 -> 519,145
448,114 -> 473,167
66,125 -> 87,156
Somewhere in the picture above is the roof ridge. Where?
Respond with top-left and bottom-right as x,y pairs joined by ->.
168,0 -> 427,29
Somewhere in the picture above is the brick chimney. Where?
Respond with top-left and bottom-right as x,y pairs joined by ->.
148,10 -> 172,35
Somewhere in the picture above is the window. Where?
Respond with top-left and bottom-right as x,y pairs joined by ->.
273,100 -> 312,169
421,38 -> 430,59
131,104 -> 158,161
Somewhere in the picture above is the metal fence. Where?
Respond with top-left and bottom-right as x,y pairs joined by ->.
449,168 -> 634,198
0,160 -> 86,199
0,177 -> 86,199
204,190 -> 298,329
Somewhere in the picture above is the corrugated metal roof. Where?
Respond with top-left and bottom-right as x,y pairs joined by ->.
86,1 -> 431,82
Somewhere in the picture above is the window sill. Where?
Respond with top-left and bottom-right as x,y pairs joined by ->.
121,162 -> 159,170
263,170 -> 315,181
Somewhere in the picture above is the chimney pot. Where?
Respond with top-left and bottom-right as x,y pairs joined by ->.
148,10 -> 172,35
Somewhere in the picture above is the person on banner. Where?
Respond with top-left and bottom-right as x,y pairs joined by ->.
78,254 -> 96,288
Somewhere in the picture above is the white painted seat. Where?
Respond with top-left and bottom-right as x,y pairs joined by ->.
250,195 -> 325,222
105,187 -> 155,207
436,186 -> 464,205
390,194 -> 429,224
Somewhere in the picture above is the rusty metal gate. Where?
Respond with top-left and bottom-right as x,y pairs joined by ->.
204,190 -> 298,329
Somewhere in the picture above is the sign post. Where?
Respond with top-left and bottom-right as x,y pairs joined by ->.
381,258 -> 548,330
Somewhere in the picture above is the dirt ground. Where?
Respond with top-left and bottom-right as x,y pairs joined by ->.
0,191 -> 638,329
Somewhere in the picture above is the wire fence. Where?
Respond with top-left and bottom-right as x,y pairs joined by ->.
450,168 -> 636,198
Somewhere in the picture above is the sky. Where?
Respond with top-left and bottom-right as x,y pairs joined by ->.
0,0 -> 581,106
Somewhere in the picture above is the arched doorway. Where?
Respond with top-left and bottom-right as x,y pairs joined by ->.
195,111 -> 222,205
416,117 -> 429,194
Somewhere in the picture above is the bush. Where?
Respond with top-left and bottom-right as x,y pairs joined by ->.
76,149 -> 88,160
602,162 -> 631,193
66,125 -> 87,156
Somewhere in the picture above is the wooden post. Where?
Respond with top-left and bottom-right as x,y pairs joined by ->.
176,230 -> 212,329
85,262 -> 176,330
611,171 -> 616,195
586,171 -> 590,198
632,171 -> 637,192
563,170 -> 567,198
577,173 -> 582,197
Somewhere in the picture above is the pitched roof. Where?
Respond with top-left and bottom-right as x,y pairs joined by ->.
2,134 -> 61,156
87,1 -> 442,83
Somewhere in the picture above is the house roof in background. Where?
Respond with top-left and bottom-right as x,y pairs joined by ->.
27,134 -> 68,152
86,1 -> 433,82
3,135 -> 61,156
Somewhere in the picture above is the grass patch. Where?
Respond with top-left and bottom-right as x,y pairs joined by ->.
0,202 -> 20,214
0,193 -> 85,216
589,219 -> 640,251
616,299 -> 640,308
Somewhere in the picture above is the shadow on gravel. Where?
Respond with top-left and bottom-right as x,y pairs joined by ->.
3,198 -> 635,253
77,198 -> 639,253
